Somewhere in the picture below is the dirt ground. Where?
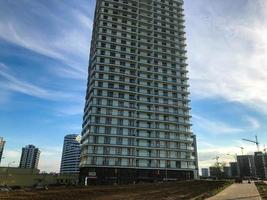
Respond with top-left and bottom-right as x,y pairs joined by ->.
0,180 -> 231,200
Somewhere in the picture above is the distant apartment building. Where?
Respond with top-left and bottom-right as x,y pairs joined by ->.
254,152 -> 267,179
237,155 -> 256,178
201,168 -> 209,177
19,145 -> 40,169
0,137 -> 5,164
223,166 -> 231,178
60,134 -> 81,174
209,166 -> 223,178
80,0 -> 198,184
229,162 -> 238,177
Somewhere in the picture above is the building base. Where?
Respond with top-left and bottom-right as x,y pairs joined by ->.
79,167 -> 195,185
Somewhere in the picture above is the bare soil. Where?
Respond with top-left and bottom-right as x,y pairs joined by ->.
0,180 -> 231,200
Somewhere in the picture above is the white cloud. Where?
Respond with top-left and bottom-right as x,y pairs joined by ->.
1,150 -> 20,167
0,63 -> 82,102
3,150 -> 20,159
186,1 -> 267,114
193,114 -> 261,139
38,146 -> 62,172
0,1 -> 92,80
193,114 -> 244,134
245,116 -> 261,130
55,104 -> 84,116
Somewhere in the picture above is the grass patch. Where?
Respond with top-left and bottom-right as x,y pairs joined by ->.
255,181 -> 267,200
194,180 -> 233,200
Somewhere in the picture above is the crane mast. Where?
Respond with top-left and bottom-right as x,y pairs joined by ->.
242,135 -> 260,151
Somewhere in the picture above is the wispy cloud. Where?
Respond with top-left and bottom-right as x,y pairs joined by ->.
0,63 -> 78,101
0,150 -> 20,167
0,0 -> 93,80
56,104 -> 84,116
38,146 -> 62,172
193,114 -> 244,134
245,116 -> 261,130
186,0 -> 267,114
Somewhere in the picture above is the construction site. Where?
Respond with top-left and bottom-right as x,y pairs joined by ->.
0,180 -> 231,200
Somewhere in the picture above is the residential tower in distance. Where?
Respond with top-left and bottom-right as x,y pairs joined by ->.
80,0 -> 198,184
0,137 -> 5,164
19,145 -> 40,169
60,134 -> 81,174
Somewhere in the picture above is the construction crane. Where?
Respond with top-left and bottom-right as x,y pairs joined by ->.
242,135 -> 260,151
236,146 -> 244,155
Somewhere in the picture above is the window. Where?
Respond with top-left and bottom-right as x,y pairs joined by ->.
119,101 -> 124,107
103,157 -> 109,165
108,83 -> 114,88
118,110 -> 124,116
119,76 -> 125,82
104,136 -> 110,144
98,82 -> 103,87
106,109 -> 112,115
96,108 -> 101,114
94,126 -> 99,133
105,127 -> 111,134
106,117 -> 112,124
108,91 -> 113,97
119,93 -> 124,99
95,116 -> 100,124
107,100 -> 113,106
117,128 -> 123,135
97,90 -> 102,96
99,66 -> 104,71
97,99 -> 102,105
99,73 -> 104,79
116,138 -> 123,145
118,119 -> 123,126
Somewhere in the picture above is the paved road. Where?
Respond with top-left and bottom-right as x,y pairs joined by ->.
206,181 -> 261,200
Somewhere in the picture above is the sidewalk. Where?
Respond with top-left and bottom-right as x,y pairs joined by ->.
206,181 -> 261,200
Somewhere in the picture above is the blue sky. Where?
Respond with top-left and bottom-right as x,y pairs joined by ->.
0,0 -> 267,172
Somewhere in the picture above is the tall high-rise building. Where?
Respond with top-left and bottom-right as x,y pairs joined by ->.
0,137 -> 5,164
19,145 -> 40,169
60,134 -> 81,174
80,0 -> 197,184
